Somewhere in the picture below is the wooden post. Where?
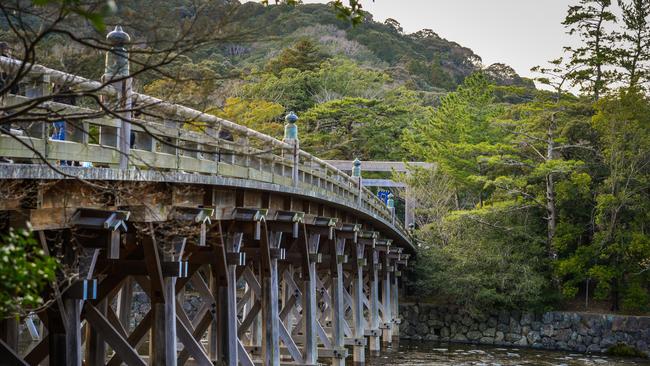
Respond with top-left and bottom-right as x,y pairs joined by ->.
208,269 -> 219,361
381,251 -> 392,348
262,232 -> 280,366
64,297 -> 82,366
330,237 -> 346,366
368,248 -> 380,355
302,234 -> 319,365
164,276 -> 177,366
222,233 -> 241,366
392,267 -> 400,343
352,242 -> 366,365
143,232 -> 167,366
117,278 -> 134,329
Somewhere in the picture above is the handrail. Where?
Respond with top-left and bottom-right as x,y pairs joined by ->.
0,56 -> 407,238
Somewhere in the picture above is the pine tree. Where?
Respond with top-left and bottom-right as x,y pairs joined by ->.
617,0 -> 650,88
562,0 -> 617,100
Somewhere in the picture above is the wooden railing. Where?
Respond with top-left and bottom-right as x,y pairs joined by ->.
0,56 -> 407,238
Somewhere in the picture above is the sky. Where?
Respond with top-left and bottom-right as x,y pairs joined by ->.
299,0 -> 581,80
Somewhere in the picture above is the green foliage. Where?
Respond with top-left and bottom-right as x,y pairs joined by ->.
266,39 -> 327,74
403,73 -> 506,207
0,228 -> 58,318
562,0 -> 618,99
606,343 -> 649,358
408,204 -> 549,313
210,97 -> 285,138
301,87 -> 429,160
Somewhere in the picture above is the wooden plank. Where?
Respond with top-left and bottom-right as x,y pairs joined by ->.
352,242 -> 366,364
85,304 -> 146,366
368,248 -> 380,354
176,316 -> 212,366
177,311 -> 211,366
278,320 -> 304,364
106,311 -> 152,366
86,300 -> 107,366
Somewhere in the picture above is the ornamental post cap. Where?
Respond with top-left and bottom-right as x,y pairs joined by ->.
353,158 -> 361,167
285,111 -> 298,124
107,25 -> 131,45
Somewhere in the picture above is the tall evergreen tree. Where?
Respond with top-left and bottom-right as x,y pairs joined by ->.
617,0 -> 650,88
562,0 -> 617,100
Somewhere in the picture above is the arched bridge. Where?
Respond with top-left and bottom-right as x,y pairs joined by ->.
0,51 -> 412,365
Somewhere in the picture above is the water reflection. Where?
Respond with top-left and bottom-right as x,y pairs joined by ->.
368,341 -> 650,366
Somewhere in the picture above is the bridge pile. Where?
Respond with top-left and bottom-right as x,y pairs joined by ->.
0,27 -> 412,366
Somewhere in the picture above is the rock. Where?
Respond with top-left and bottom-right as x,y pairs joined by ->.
527,331 -> 541,344
557,341 -> 569,350
415,322 -> 429,334
577,344 -> 587,352
543,312 -> 554,324
483,328 -> 496,337
452,333 -> 468,342
542,337 -> 555,349
441,327 -> 450,338
479,322 -> 487,332
461,315 -> 473,326
600,336 -> 616,349
555,328 -> 572,342
506,333 -> 522,342
480,337 -> 495,344
425,334 -> 439,341
587,344 -> 601,353
509,318 -> 522,334
467,331 -> 482,340
542,324 -> 554,337
515,337 -> 528,346
521,313 -> 533,326
495,331 -> 505,343
487,317 -> 498,328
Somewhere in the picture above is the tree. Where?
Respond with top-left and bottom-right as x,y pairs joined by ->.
562,0 -> 618,100
402,73 -> 505,208
617,0 -> 650,88
210,97 -> 285,138
384,18 -> 403,33
301,88 -> 429,160
265,39 -> 326,74
589,90 -> 650,311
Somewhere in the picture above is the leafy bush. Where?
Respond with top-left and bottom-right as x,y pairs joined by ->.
0,228 -> 58,318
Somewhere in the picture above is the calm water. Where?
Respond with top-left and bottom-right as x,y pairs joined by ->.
367,341 -> 650,366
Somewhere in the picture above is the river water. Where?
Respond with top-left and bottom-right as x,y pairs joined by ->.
367,341 -> 650,366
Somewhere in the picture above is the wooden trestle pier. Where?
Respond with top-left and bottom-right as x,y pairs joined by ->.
0,30 -> 412,366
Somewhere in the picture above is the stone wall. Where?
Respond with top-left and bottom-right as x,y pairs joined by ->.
399,303 -> 650,356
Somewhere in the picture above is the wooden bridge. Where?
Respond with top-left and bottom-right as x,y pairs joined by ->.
0,29 -> 412,366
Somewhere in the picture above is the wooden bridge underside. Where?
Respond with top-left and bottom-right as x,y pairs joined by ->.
0,171 -> 410,366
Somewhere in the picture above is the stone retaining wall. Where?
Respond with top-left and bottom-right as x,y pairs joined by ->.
399,303 -> 650,356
